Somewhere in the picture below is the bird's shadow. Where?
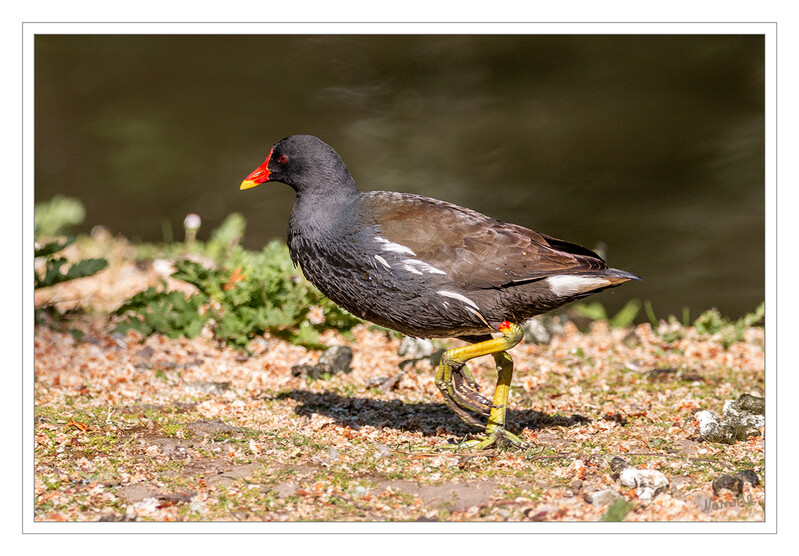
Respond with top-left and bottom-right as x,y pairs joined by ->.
272,389 -> 590,439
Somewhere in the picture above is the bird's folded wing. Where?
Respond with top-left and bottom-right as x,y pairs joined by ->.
359,192 -> 607,290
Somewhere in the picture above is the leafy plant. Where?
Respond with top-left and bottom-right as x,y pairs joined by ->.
35,195 -> 108,291
112,287 -> 209,339
693,302 -> 764,349
114,239 -> 362,349
34,197 -> 109,328
645,302 -> 765,347
35,236 -> 108,289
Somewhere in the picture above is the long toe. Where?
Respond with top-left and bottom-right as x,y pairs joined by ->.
437,389 -> 488,430
452,370 -> 492,412
459,427 -> 531,451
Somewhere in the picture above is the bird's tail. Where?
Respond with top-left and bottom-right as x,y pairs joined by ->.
599,268 -> 641,286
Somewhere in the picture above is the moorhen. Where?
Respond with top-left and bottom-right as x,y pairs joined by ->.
241,135 -> 639,449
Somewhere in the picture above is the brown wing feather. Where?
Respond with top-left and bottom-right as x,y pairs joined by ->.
357,192 -> 607,290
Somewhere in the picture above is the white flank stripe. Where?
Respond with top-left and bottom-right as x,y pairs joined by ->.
437,290 -> 481,311
374,255 -> 391,269
403,258 -> 446,275
465,305 -> 491,327
374,236 -> 415,256
546,275 -> 610,297
403,264 -> 423,275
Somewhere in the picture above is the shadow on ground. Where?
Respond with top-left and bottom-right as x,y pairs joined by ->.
273,389 -> 591,439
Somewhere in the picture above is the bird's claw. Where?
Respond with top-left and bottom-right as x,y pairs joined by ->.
423,426 -> 530,453
456,426 -> 530,451
435,360 -> 492,426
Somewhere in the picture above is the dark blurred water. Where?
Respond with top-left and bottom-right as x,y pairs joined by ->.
34,34 -> 765,320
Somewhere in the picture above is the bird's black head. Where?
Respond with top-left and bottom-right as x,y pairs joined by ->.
240,135 -> 358,196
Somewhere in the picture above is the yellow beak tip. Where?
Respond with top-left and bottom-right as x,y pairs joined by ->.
240,179 -> 260,191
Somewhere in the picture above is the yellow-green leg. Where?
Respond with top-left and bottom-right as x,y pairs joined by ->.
458,349 -> 529,450
434,347 -> 491,429
434,321 -> 529,450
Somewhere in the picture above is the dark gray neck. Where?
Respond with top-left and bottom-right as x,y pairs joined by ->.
289,181 -> 361,238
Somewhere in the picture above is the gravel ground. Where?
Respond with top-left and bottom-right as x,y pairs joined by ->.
33,251 -> 765,522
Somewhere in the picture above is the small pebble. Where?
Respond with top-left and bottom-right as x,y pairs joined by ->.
398,336 -> 435,359
712,474 -> 744,495
736,469 -> 760,486
732,394 -> 765,415
697,394 -> 765,444
587,489 -> 623,507
712,469 -> 760,495
292,346 -> 353,379
318,345 -> 353,373
696,410 -> 727,442
611,457 -> 669,501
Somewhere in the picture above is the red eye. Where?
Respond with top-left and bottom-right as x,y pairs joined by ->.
278,155 -> 288,163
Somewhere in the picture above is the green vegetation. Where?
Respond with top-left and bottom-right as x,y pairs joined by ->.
112,287 -> 209,339
572,298 -> 641,328
575,298 -> 764,350
113,217 -> 362,349
35,196 -> 108,291
35,197 -> 109,325
649,302 -> 765,348
600,498 -> 634,521
33,197 -> 362,349
693,302 -> 765,349
35,236 -> 108,290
